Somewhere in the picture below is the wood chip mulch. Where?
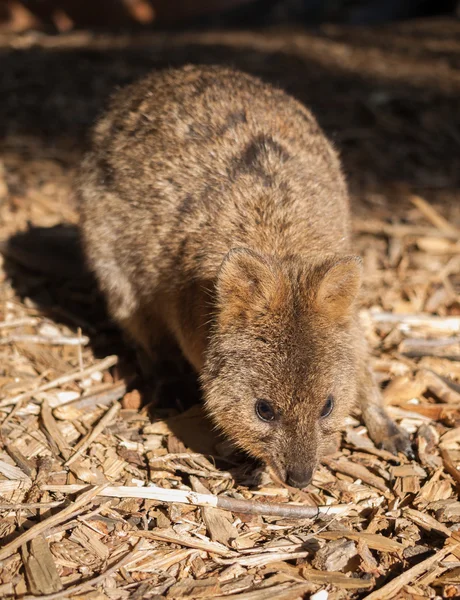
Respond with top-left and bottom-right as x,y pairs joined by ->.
1,19 -> 460,600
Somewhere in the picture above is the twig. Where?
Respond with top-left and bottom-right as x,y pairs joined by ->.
410,195 -> 459,234
323,458 -> 389,494
54,380 -> 129,418
0,458 -> 31,482
215,550 -> 312,567
77,327 -> 84,371
419,369 -> 460,404
0,501 -> 64,511
0,355 -> 118,408
0,485 -> 107,562
0,333 -> 89,346
365,310 -> 460,333
318,530 -> 405,553
149,453 -> 233,479
0,480 -> 31,494
399,337 -> 460,360
0,317 -> 39,329
65,401 -> 120,466
362,543 -> 458,600
149,452 -> 213,462
133,529 -> 234,557
404,507 -> 452,537
353,220 -> 460,240
41,484 -> 352,520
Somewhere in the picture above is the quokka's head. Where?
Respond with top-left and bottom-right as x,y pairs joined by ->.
201,248 -> 362,488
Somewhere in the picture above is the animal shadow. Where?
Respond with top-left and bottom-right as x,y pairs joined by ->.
2,223 -> 258,483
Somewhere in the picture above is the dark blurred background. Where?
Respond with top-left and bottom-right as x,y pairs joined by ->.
1,0 -> 459,32
1,0 -> 459,227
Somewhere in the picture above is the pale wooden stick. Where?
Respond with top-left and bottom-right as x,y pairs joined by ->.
410,195 -> 459,234
404,507 -> 452,537
54,380 -> 128,418
0,459 -> 31,482
400,337 -> 460,360
0,480 -> 31,494
0,333 -> 89,346
0,317 -> 39,329
0,355 -> 118,408
216,549 -> 312,567
41,484 -> 352,520
419,369 -> 460,404
149,453 -> 233,480
65,401 -> 120,466
149,452 -> 211,462
362,543 -> 458,600
365,310 -> 460,333
133,529 -> 234,557
0,501 -> 64,511
353,220 -> 460,240
0,485 -> 107,562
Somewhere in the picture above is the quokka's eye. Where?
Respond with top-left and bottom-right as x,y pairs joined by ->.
255,399 -> 276,422
321,395 -> 334,419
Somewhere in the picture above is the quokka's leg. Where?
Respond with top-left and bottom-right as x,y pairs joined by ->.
120,306 -> 183,377
359,364 -> 414,458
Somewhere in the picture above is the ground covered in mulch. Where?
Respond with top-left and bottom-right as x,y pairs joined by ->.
1,17 -> 460,600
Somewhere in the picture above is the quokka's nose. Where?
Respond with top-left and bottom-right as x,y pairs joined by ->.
287,466 -> 313,489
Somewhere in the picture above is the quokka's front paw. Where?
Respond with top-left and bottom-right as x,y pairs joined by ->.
379,426 -> 415,460
362,401 -> 415,460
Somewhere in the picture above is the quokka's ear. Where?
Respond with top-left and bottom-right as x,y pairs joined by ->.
216,248 -> 287,325
315,255 -> 362,320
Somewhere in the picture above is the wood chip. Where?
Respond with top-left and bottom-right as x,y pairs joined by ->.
191,477 -> 239,547
362,544 -> 458,600
313,538 -> 357,571
22,535 -> 63,595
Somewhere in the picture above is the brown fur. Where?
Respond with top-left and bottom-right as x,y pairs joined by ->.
77,65 -> 412,488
